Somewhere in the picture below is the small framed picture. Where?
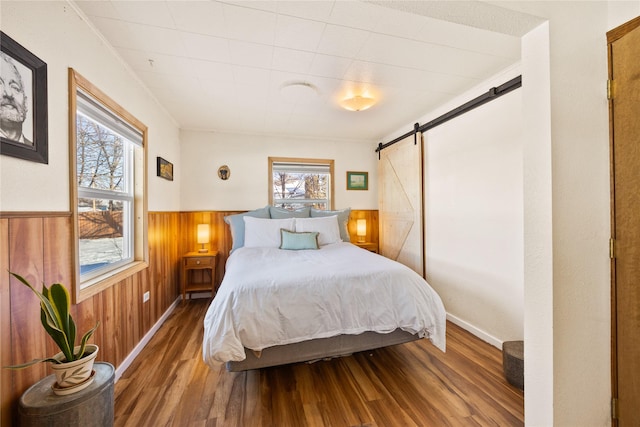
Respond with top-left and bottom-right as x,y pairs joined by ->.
0,32 -> 48,164
157,157 -> 173,181
347,171 -> 368,191
218,165 -> 230,180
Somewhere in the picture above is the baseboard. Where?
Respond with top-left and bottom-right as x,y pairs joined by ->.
114,297 -> 181,381
446,313 -> 503,349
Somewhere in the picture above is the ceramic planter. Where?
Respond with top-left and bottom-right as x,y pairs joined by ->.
50,344 -> 98,395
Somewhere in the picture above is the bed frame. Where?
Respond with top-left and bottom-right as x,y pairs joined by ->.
226,329 -> 419,371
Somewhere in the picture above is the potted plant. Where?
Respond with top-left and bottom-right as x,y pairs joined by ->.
6,272 -> 100,395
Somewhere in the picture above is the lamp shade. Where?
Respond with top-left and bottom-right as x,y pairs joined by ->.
341,95 -> 376,112
197,224 -> 210,253
197,224 -> 210,244
356,219 -> 367,242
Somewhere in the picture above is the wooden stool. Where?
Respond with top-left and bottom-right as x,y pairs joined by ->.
19,362 -> 115,426
502,340 -> 524,390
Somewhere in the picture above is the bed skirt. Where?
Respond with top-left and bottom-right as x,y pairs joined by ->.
226,329 -> 419,371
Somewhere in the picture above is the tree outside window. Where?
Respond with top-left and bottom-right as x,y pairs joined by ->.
269,158 -> 334,210
69,68 -> 147,302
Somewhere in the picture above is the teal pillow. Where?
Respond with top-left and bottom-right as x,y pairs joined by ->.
269,206 -> 311,218
224,206 -> 270,252
310,208 -> 351,242
280,229 -> 319,250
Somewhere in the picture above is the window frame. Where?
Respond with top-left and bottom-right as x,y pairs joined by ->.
268,157 -> 335,210
68,68 -> 148,303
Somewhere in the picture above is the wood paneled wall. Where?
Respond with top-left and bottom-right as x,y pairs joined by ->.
179,210 -> 379,287
0,209 -> 377,425
0,211 -> 181,425
347,209 -> 379,244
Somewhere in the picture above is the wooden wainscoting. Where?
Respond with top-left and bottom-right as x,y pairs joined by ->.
0,212 -> 181,426
0,209 -> 378,425
179,211 -> 240,288
347,209 -> 379,244
178,210 -> 379,288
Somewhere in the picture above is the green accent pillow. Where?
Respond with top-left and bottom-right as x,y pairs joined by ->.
280,229 -> 319,250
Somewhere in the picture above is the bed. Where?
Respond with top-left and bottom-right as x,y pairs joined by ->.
202,208 -> 446,371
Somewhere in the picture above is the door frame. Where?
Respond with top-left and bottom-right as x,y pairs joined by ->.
607,15 -> 640,427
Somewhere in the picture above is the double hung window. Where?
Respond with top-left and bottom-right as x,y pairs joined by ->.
69,69 -> 147,301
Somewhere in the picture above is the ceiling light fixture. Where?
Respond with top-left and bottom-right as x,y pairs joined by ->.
341,95 -> 376,112
280,81 -> 319,102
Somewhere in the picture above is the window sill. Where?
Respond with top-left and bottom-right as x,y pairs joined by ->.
74,261 -> 148,303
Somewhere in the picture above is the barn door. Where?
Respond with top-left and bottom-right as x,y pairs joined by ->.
378,133 -> 424,276
608,15 -> 640,427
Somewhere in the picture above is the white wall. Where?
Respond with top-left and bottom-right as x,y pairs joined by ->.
423,70 -> 524,347
608,1 -> 640,29
521,22 -> 554,427
525,3 -> 623,425
180,130 -> 378,211
0,1 -> 181,212
382,64 -> 524,348
503,2 -> 628,425
385,1 -> 628,423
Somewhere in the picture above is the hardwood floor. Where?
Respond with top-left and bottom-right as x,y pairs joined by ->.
114,299 -> 524,426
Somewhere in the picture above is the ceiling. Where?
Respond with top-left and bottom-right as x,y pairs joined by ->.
72,1 -> 536,142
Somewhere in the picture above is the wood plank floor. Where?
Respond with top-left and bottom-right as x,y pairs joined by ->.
114,299 -> 524,426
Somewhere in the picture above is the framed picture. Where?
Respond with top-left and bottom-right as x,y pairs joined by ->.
347,171 -> 368,191
217,164 -> 230,180
0,32 -> 48,164
157,157 -> 174,181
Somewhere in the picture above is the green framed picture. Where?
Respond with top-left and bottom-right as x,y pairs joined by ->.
346,171 -> 368,191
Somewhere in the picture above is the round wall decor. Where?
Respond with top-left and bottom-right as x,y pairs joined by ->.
218,165 -> 230,180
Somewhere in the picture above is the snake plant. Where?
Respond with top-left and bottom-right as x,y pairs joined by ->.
6,272 -> 99,367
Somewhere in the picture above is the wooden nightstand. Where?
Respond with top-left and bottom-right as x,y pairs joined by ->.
354,242 -> 379,254
182,251 -> 218,300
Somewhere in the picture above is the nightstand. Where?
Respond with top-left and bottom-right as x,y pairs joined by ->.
354,242 -> 379,254
182,251 -> 218,300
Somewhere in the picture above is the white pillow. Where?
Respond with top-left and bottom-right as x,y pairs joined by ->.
295,215 -> 342,246
243,217 -> 295,248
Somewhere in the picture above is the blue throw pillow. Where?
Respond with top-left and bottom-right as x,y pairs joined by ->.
310,207 -> 351,242
269,206 -> 311,218
224,206 -> 270,252
280,229 -> 319,250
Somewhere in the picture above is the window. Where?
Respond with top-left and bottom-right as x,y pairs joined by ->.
69,69 -> 148,302
269,157 -> 334,210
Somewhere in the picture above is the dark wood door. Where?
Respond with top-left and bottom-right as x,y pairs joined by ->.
608,15 -> 640,427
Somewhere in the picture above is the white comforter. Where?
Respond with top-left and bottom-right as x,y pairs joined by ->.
202,242 -> 446,366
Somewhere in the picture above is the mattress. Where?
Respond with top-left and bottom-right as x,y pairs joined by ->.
203,242 -> 446,369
